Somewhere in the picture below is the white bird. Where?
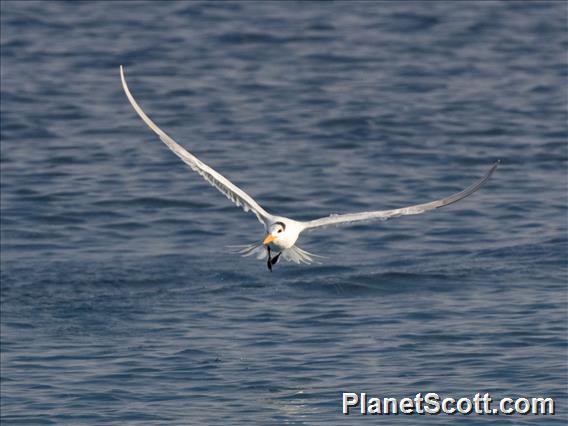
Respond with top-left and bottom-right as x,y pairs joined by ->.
120,66 -> 498,271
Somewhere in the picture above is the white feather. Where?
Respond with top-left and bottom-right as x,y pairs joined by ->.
121,66 -> 498,268
120,66 -> 273,228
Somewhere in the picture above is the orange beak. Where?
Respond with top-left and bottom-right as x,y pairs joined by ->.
263,234 -> 276,245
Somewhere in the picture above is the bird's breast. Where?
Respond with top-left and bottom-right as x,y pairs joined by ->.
268,237 -> 295,251
268,241 -> 288,251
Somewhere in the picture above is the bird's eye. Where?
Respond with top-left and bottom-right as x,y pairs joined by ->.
278,229 -> 282,233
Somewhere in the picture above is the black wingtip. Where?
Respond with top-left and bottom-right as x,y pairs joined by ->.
487,160 -> 500,175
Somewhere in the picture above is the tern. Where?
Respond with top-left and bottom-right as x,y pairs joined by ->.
120,66 -> 498,271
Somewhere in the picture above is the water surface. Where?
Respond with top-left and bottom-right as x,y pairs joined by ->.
1,1 -> 567,424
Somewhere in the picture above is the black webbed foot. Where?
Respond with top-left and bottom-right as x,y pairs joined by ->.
267,246 -> 273,272
271,252 -> 281,266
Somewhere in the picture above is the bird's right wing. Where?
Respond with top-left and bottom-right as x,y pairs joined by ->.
120,66 -> 272,227
302,161 -> 499,231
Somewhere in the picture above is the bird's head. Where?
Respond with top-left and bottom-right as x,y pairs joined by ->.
263,221 -> 286,245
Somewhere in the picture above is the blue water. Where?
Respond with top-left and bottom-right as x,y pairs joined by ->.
1,1 -> 566,424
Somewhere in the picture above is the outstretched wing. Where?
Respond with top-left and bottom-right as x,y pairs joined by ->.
120,66 -> 272,227
303,161 -> 499,231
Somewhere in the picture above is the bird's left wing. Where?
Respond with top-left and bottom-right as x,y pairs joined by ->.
302,161 -> 499,231
120,66 -> 272,227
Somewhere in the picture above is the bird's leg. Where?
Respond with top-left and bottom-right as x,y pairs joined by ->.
271,252 -> 281,266
267,246 -> 273,272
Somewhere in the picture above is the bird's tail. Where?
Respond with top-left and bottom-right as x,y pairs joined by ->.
281,245 -> 325,265
226,242 -> 267,260
226,243 -> 325,265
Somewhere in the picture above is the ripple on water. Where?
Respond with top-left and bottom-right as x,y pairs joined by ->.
1,1 -> 567,424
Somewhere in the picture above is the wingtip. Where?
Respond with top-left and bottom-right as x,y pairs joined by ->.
484,160 -> 500,180
119,65 -> 128,89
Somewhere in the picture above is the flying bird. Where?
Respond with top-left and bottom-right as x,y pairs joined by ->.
120,66 -> 498,271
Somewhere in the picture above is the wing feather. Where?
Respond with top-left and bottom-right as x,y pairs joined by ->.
303,161 -> 499,230
120,66 -> 272,226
